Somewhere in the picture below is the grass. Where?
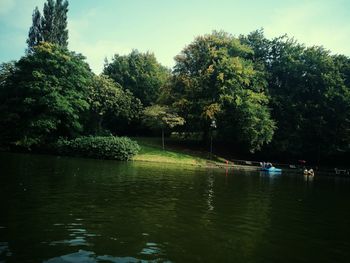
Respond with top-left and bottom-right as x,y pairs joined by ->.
132,137 -> 226,166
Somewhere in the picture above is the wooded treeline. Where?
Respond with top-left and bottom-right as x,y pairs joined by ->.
1,0 -> 349,163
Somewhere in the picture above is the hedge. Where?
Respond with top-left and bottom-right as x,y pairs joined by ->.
55,136 -> 140,160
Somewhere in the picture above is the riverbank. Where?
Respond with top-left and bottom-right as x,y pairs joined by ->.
132,137 -> 225,166
131,138 -> 337,174
132,137 -> 214,167
2,137 -> 348,175
0,136 -> 236,168
131,137 -> 261,171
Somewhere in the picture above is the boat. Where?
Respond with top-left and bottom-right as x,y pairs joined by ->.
260,162 -> 282,173
261,166 -> 282,173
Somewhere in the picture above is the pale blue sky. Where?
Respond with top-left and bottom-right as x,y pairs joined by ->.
1,0 -> 349,73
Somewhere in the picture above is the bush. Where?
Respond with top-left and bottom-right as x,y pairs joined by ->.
55,136 -> 140,160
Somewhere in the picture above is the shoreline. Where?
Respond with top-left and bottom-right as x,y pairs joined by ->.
2,149 -> 349,177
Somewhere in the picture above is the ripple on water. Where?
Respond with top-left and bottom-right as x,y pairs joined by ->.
49,223 -> 98,247
140,242 -> 163,256
43,249 -> 170,263
2,153 -> 350,263
0,242 -> 12,258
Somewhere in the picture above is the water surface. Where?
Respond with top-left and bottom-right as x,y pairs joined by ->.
0,152 -> 349,262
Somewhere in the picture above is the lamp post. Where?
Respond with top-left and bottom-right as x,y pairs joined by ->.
210,120 -> 217,159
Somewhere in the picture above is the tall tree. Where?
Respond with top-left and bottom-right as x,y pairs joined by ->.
242,29 -> 350,160
54,0 -> 69,47
41,0 -> 56,43
26,7 -> 43,51
0,42 -> 92,148
27,0 -> 69,50
169,31 -> 275,152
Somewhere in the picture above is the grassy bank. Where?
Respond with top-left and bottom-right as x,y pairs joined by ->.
132,137 -> 226,166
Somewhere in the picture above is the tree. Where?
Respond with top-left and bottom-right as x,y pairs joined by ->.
0,61 -> 16,87
27,0 -> 69,51
103,50 -> 170,106
297,47 -> 350,159
143,105 -> 185,150
334,54 -> 350,89
27,7 -> 43,50
242,29 -> 350,160
54,0 -> 69,47
169,31 -> 275,152
41,0 -> 55,43
88,74 -> 142,134
0,42 -> 92,148
0,61 -> 17,145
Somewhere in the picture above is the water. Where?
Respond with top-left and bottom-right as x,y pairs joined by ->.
0,152 -> 349,263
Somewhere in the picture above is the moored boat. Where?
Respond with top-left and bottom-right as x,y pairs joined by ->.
260,162 -> 282,173
261,166 -> 282,173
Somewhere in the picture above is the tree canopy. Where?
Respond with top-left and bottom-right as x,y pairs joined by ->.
0,42 -> 92,148
167,31 -> 275,152
88,74 -> 142,134
241,29 -> 350,159
27,0 -> 69,51
3,0 -> 350,163
143,105 -> 185,149
103,50 -> 170,106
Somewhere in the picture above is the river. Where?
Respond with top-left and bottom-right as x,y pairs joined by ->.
0,152 -> 349,262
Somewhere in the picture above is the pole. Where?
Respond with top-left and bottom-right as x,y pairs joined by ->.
209,120 -> 216,160
210,130 -> 213,160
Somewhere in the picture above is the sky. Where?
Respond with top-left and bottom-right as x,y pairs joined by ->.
1,0 -> 350,73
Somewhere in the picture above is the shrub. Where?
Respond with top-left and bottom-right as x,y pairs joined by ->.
55,136 -> 140,160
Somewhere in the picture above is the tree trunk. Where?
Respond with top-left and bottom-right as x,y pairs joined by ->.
202,126 -> 210,144
162,127 -> 165,150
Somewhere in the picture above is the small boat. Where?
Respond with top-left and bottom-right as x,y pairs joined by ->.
260,162 -> 282,173
261,166 -> 282,173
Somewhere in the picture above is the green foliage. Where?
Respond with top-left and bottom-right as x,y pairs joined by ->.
42,0 -> 55,43
242,29 -> 350,159
143,105 -> 185,149
143,105 -> 185,130
55,136 -> 140,160
54,0 -> 69,47
103,50 -> 170,106
0,42 -> 92,148
0,61 -> 16,88
88,74 -> 142,134
5,5 -> 350,162
169,31 -> 275,152
27,0 -> 69,51
27,7 -> 43,49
